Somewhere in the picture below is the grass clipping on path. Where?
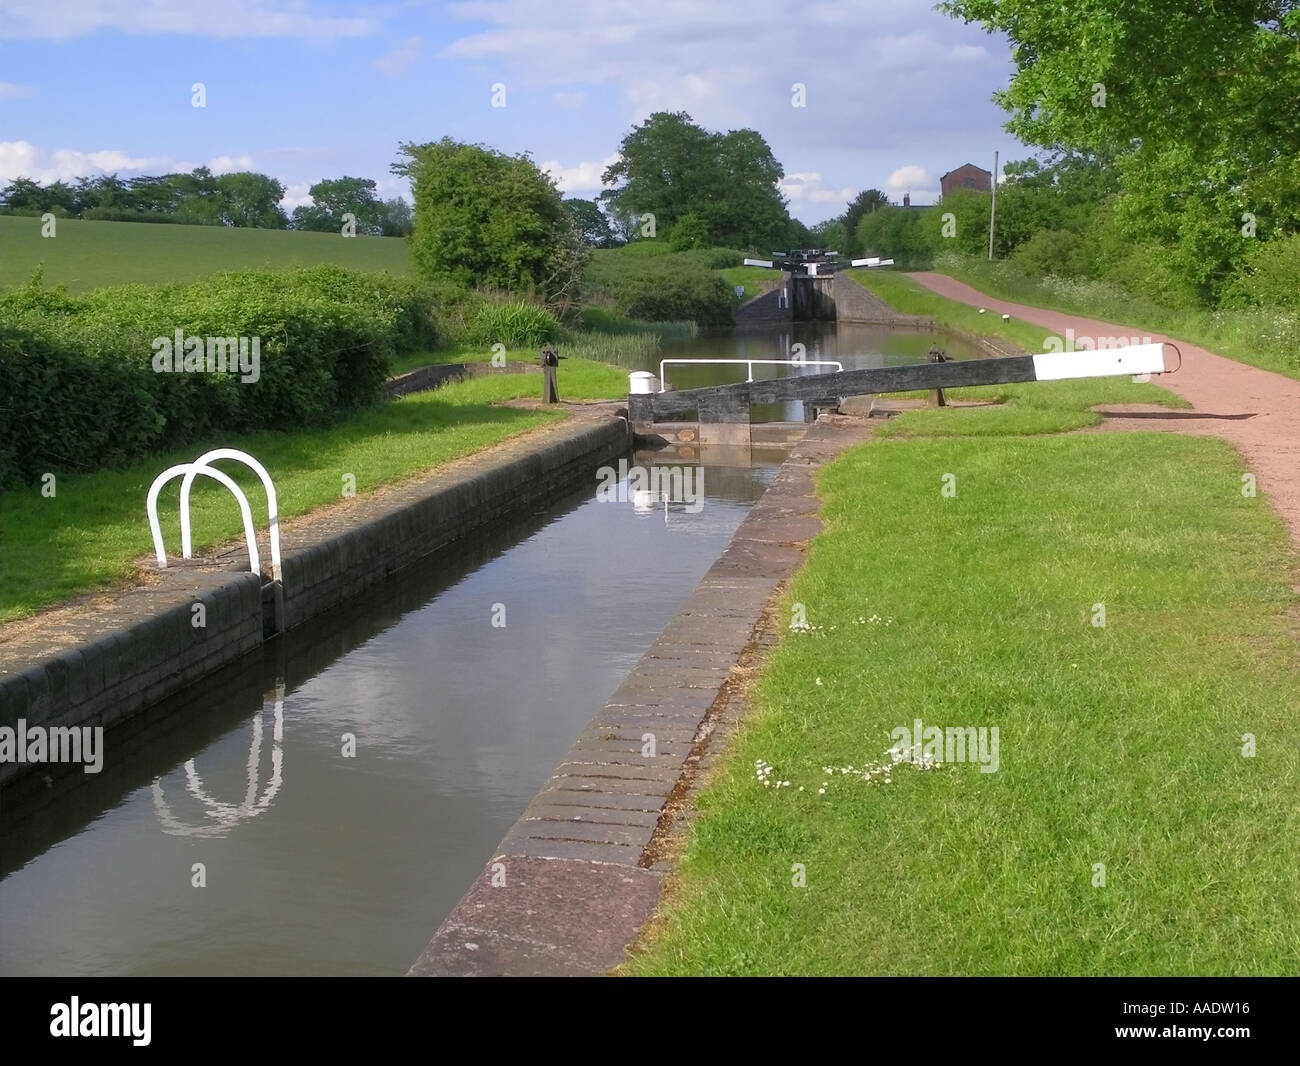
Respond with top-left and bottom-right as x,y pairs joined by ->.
0,360 -> 629,623
626,418 -> 1300,975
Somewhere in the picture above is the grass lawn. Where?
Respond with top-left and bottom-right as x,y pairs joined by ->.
0,360 -> 628,623
0,215 -> 411,293
720,265 -> 781,302
847,269 -> 1189,425
625,378 -> 1299,975
929,256 -> 1300,383
850,268 -> 1070,354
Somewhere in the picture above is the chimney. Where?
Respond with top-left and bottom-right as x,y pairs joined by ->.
903,192 -> 910,208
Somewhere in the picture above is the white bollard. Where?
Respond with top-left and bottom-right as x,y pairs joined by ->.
629,371 -> 655,395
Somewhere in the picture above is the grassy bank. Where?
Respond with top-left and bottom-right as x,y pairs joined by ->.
626,348 -> 1299,976
0,360 -> 627,623
720,265 -> 781,302
0,215 -> 411,293
848,270 -> 1187,426
929,253 -> 1300,381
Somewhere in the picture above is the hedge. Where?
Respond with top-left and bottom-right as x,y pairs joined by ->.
0,265 -> 439,489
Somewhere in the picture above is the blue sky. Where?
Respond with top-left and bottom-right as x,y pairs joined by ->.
0,0 -> 1025,224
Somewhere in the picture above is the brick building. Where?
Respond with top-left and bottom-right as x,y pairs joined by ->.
940,163 -> 992,198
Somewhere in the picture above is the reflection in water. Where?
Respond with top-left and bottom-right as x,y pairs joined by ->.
151,686 -> 285,839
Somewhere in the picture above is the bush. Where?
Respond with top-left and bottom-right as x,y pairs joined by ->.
1221,234 -> 1300,312
669,213 -> 709,251
467,299 -> 559,348
1105,242 -> 1204,309
1011,228 -> 1091,279
584,247 -> 735,325
0,266 -> 438,488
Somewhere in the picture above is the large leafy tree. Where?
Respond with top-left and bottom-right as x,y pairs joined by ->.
290,176 -> 385,234
840,189 -> 891,250
216,171 -> 288,228
563,197 -> 616,247
600,112 -> 791,250
394,138 -> 587,308
941,0 -> 1300,295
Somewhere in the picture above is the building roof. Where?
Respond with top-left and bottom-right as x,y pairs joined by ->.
940,163 -> 991,180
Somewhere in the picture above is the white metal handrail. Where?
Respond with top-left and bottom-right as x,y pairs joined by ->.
147,462 -> 261,572
180,448 -> 281,580
146,448 -> 279,580
658,358 -> 844,393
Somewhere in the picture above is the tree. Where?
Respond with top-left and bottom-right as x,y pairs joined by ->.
600,112 -> 791,250
841,189 -> 891,249
394,138 -> 587,309
563,198 -> 615,247
710,128 -> 790,250
216,171 -> 287,228
856,207 -> 935,267
171,167 -> 224,226
291,177 -> 384,234
380,197 -> 414,237
941,0 -> 1300,298
668,212 -> 709,251
0,177 -> 44,209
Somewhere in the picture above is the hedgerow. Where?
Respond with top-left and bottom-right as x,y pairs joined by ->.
0,265 -> 438,488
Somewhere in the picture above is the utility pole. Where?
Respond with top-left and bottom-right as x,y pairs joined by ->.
988,150 -> 998,260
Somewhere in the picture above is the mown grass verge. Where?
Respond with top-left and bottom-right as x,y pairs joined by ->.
0,360 -> 628,623
928,253 -> 1300,382
847,270 -> 1187,430
625,358 -> 1299,975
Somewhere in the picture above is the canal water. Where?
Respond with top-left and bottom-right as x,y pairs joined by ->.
0,321 -> 965,976
0,455 -> 781,976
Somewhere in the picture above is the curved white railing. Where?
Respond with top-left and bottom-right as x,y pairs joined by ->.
180,448 -> 281,580
147,462 -> 260,573
658,358 -> 844,393
145,448 -> 279,579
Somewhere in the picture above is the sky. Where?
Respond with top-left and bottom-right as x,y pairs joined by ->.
0,0 -> 1026,225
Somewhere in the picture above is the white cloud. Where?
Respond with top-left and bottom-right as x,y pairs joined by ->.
279,181 -> 313,211
0,141 -> 182,183
885,164 -> 936,200
0,82 -> 36,100
552,90 -> 587,109
206,154 -> 256,174
374,36 -> 423,76
539,153 -> 619,193
780,172 -> 855,206
0,141 -> 267,184
0,0 -> 375,40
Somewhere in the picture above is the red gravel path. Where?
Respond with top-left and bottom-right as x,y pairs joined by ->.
910,272 -> 1300,550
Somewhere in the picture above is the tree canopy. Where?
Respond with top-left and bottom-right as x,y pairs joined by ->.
395,138 -> 586,308
600,112 -> 791,251
941,0 -> 1300,295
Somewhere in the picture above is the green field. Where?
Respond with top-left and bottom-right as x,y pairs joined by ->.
0,215 -> 411,292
